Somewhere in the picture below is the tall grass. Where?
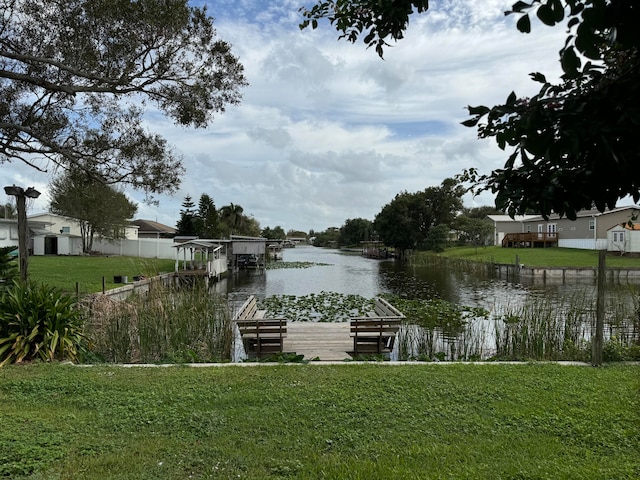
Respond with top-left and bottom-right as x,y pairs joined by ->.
83,282 -> 234,363
492,288 -> 640,361
395,288 -> 640,362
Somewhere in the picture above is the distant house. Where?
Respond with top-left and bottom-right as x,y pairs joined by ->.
521,206 -> 639,250
132,219 -> 176,239
608,223 -> 640,255
486,215 -> 539,246
28,213 -> 138,255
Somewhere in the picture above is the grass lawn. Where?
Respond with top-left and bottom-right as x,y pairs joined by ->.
28,256 -> 175,293
428,246 -> 640,268
0,363 -> 638,479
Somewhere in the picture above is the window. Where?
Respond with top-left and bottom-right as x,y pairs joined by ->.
547,224 -> 557,234
526,225 -> 531,233
588,220 -> 595,231
614,232 -> 625,243
61,226 -> 70,234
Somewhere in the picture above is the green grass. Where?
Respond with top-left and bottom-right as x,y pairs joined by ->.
0,363 -> 638,479
27,256 -> 175,294
425,246 -> 640,268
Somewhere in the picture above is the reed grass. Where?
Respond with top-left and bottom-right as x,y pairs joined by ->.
394,287 -> 640,362
83,282 -> 233,363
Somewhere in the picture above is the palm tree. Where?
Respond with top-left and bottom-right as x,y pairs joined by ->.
220,203 -> 244,237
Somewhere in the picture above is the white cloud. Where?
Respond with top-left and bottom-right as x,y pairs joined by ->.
4,0 -> 571,232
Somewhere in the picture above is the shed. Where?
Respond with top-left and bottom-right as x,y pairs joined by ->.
607,223 -> 640,255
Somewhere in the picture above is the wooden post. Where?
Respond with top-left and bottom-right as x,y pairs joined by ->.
593,250 -> 606,366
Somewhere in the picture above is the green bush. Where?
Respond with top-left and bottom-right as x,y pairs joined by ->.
0,281 -> 87,366
0,246 -> 18,291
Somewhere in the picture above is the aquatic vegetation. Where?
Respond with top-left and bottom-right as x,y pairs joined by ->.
383,295 -> 491,361
259,291 -> 373,322
265,261 -> 331,270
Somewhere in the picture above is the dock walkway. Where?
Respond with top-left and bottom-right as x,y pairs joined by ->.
283,322 -> 352,361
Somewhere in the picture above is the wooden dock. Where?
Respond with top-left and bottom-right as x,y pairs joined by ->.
283,322 -> 352,361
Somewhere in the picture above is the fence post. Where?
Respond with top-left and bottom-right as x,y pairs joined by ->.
592,250 -> 606,366
102,276 -> 106,294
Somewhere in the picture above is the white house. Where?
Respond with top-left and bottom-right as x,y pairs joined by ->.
28,213 -> 138,255
0,218 -> 52,250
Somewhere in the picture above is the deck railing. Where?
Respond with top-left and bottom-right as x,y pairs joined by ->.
502,232 -> 558,247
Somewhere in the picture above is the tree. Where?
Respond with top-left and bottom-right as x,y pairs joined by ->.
0,203 -> 16,219
262,226 -> 286,239
198,194 -> 220,238
464,0 -> 640,219
176,196 -> 198,237
453,216 -> 495,250
424,224 -> 450,253
338,218 -> 373,247
301,0 -> 640,219
49,169 -> 138,253
299,0 -> 429,58
312,227 -> 340,247
374,178 -> 464,257
1,0 -> 247,196
219,203 -> 244,237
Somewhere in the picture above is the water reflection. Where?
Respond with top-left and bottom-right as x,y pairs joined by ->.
216,246 -> 640,308
215,246 -> 638,359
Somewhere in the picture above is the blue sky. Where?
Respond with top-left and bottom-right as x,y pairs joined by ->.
7,0 -> 567,233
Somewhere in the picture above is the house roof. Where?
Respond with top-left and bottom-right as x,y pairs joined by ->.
608,222 -> 640,231
487,215 -> 538,222
524,205 -> 640,222
132,219 -> 176,234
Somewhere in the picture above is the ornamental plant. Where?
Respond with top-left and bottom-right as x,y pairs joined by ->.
0,281 -> 87,366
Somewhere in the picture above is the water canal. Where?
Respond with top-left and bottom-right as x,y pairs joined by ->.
218,245 -> 635,311
216,246 -> 639,359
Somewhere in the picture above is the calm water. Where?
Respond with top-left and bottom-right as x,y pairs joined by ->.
217,246 -> 639,359
213,245 -> 627,311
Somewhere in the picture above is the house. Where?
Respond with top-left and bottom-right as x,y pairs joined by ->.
0,218 -> 51,250
28,213 -> 139,240
486,215 -> 539,246
521,206 -> 639,250
608,223 -> 640,255
132,219 -> 176,239
27,213 -> 139,255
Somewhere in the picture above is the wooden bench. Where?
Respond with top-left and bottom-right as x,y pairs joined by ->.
350,298 -> 404,356
235,295 -> 287,358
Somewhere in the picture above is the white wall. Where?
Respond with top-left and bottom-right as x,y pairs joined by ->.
0,223 -> 18,248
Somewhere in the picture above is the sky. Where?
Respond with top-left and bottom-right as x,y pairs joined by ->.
4,0 -> 568,233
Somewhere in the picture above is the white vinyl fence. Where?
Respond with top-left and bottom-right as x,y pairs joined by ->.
92,238 -> 176,259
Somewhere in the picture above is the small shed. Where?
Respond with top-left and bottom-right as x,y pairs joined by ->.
607,223 -> 640,255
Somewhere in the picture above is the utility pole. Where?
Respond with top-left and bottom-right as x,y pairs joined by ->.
4,185 -> 41,282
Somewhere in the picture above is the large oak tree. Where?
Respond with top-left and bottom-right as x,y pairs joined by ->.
1,0 -> 247,195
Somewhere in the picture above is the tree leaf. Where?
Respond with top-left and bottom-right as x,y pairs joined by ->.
560,46 -> 581,76
516,14 -> 531,33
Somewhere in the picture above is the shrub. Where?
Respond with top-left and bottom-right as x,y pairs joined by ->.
0,281 -> 87,366
0,246 -> 18,291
